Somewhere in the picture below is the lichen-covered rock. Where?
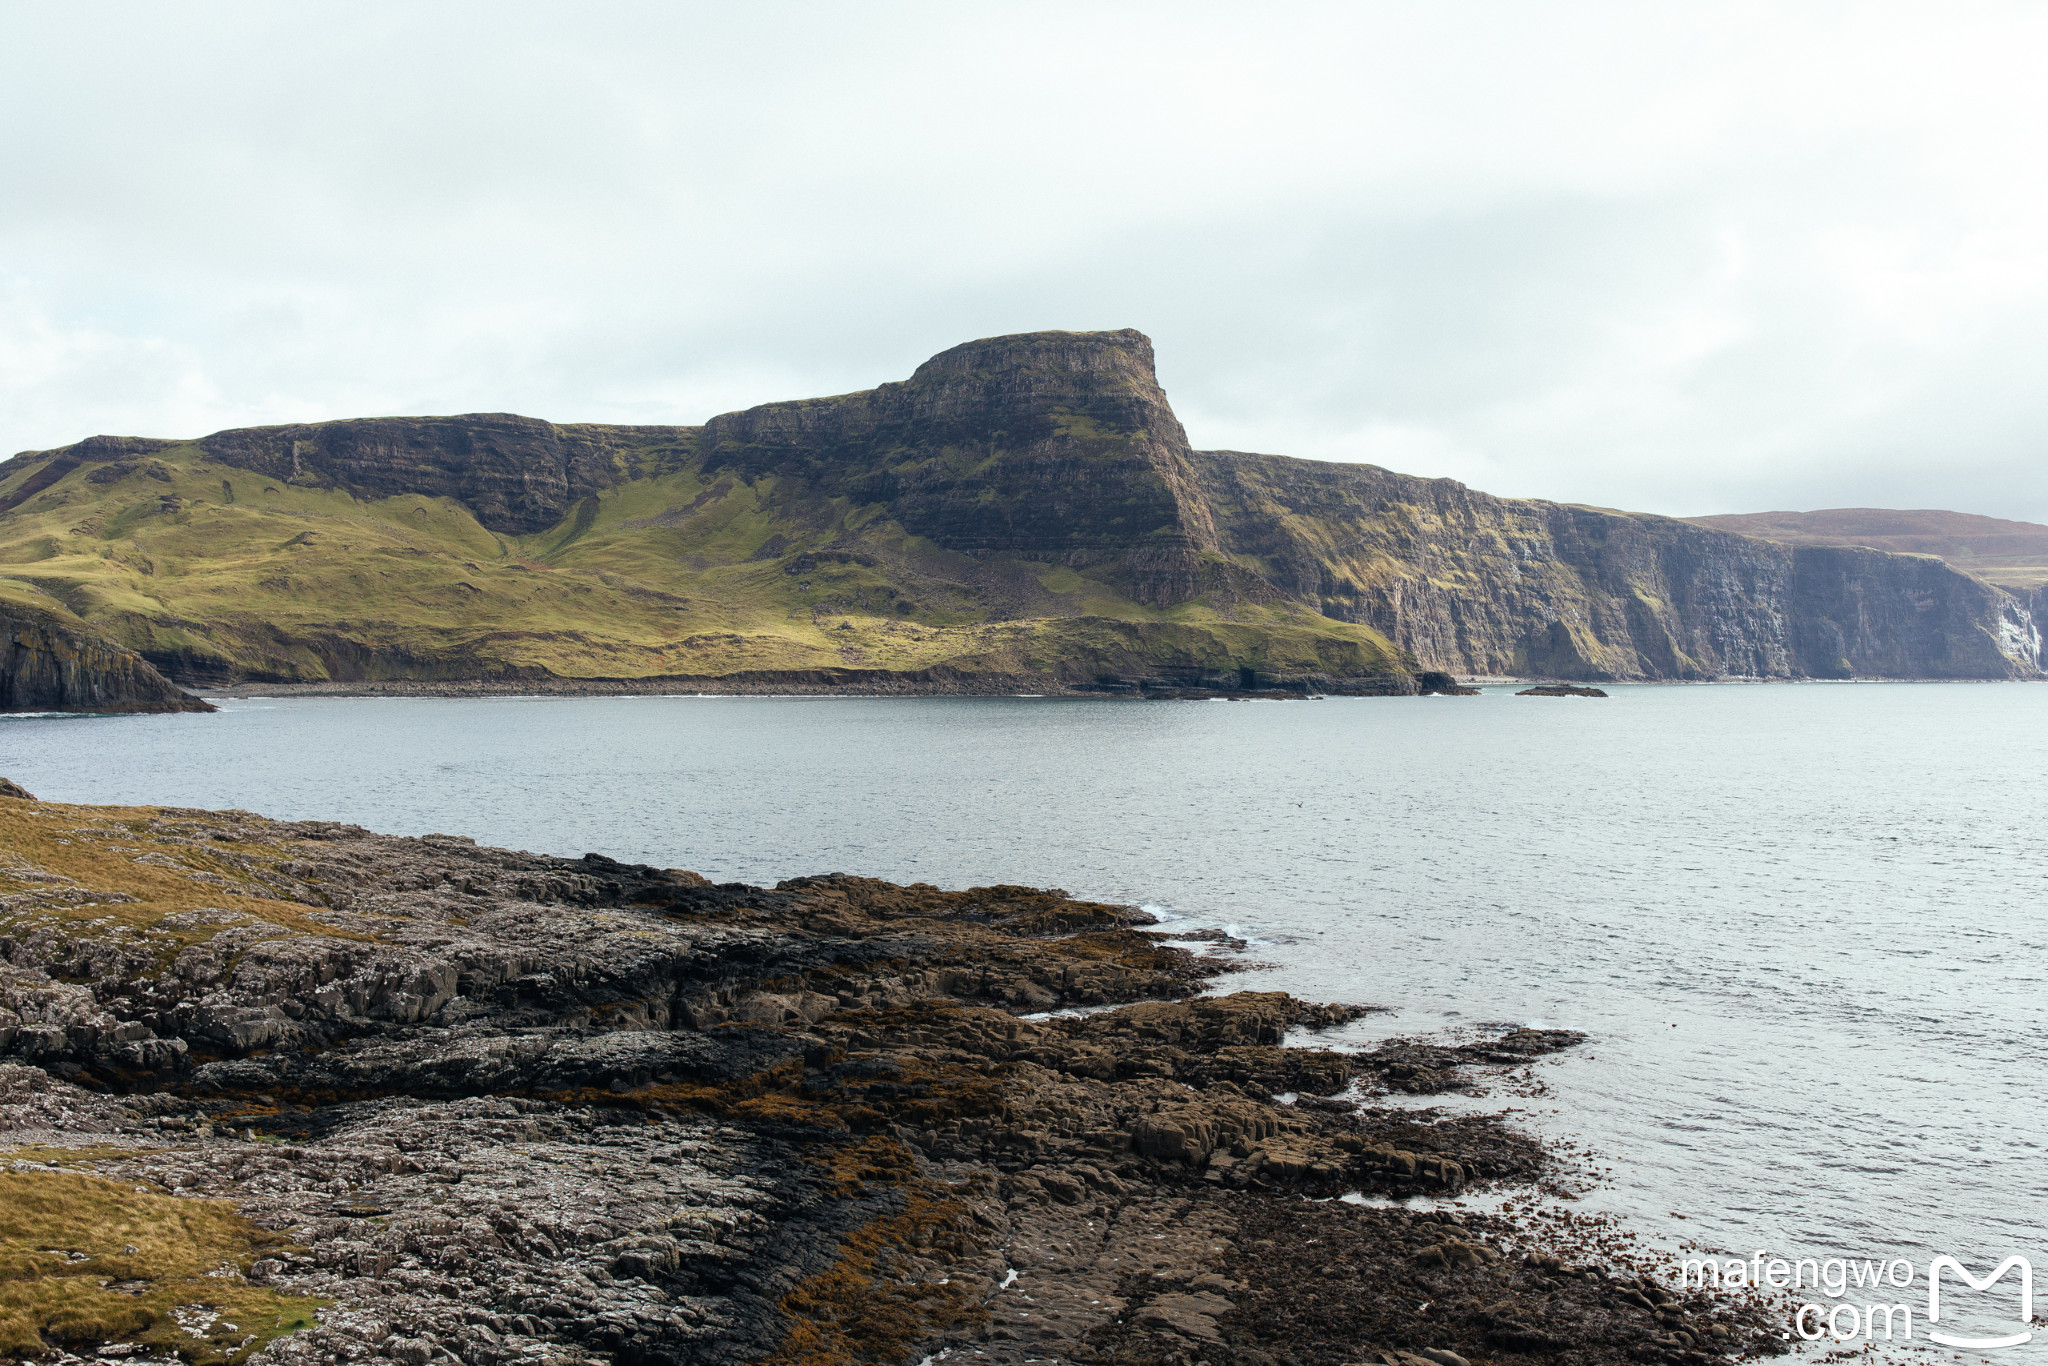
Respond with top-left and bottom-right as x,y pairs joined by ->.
0,798 -> 1787,1366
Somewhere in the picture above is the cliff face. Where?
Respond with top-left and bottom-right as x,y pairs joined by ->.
0,598 -> 213,713
701,330 -> 1218,604
4,328 -> 2040,685
696,334 -> 2042,678
195,415 -> 695,535
1788,545 -> 2042,679
1191,450 -> 2045,680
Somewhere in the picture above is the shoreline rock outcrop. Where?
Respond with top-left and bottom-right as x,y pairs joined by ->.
0,598 -> 215,714
0,796 -> 1790,1366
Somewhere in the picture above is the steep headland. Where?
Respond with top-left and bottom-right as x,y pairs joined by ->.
0,791 -> 1788,1366
2,330 -> 2039,694
1189,453 -> 2041,681
0,585 -> 213,714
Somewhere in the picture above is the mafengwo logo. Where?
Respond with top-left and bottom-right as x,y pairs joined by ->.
1925,1257 -> 2033,1350
1675,1252 -> 2034,1347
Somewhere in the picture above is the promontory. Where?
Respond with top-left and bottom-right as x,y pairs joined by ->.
3,330 -> 2039,710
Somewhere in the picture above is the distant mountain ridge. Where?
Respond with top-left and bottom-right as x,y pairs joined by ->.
1686,508 -> 2048,592
1,330 -> 2041,704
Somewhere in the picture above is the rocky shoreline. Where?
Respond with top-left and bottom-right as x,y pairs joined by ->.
0,791 -> 1788,1366
195,670 -> 1435,703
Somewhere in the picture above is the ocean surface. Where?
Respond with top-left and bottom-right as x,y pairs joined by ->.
7,685 -> 2044,1342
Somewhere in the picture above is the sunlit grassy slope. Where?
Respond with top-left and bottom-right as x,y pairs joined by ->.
0,441 -> 1401,684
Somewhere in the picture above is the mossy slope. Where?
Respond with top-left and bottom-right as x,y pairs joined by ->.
0,423 -> 1401,687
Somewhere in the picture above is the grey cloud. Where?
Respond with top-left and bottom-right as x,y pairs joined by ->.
4,1 -> 2045,524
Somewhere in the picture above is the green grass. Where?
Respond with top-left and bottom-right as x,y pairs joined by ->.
0,1170 -> 323,1363
0,439 -> 1405,684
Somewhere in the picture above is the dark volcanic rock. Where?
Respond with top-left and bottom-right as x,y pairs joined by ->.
0,800 -> 1789,1366
0,775 -> 32,798
1416,671 -> 1479,696
196,416 -> 696,536
700,330 -> 1220,605
1516,685 -> 1608,698
0,599 -> 214,714
1190,446 -> 2044,681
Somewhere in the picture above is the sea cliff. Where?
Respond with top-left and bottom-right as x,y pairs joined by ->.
2,330 -> 2037,692
1191,451 -> 2043,680
0,593 -> 213,714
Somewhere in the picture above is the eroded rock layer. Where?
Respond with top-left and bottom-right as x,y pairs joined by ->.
0,598 -> 213,714
0,796 -> 1788,1366
5,329 -> 2038,687
192,419 -> 692,539
1189,450 -> 2043,680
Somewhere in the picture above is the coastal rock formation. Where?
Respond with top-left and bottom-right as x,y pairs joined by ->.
1685,508 -> 2048,593
1415,672 -> 1479,696
0,797 -> 1788,1366
0,597 -> 214,713
192,417 -> 694,536
5,328 -> 2034,686
700,331 -> 1219,607
1191,449 -> 2044,681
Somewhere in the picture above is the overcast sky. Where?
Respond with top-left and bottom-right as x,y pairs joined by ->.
5,3 -> 2046,522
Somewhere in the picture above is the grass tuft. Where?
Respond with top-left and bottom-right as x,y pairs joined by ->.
0,1170 -> 322,1363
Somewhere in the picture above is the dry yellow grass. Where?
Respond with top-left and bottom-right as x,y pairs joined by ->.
0,1170 -> 321,1362
0,799 -> 372,951
0,805 -> 353,1360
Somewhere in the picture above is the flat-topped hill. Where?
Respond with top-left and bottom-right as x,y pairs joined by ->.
1686,508 -> 2048,591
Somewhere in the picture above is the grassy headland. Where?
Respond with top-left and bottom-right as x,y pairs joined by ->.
0,439 -> 1401,689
